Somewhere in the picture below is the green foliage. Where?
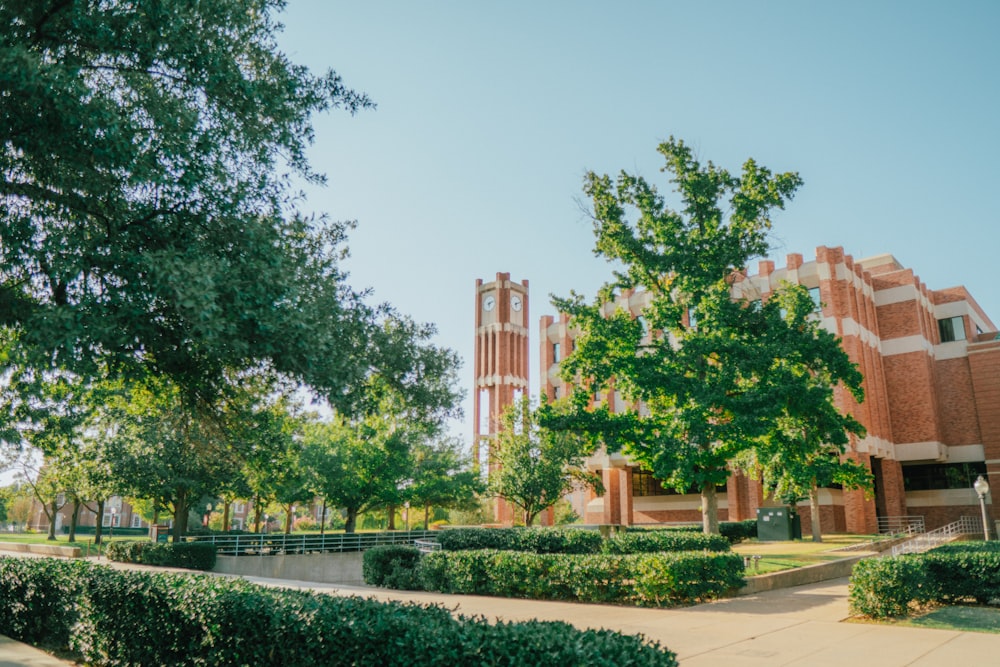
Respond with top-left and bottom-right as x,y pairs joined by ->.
0,0 -> 377,403
851,543 -> 1000,619
602,531 -> 730,554
0,558 -> 86,647
849,556 -> 928,618
435,527 -> 604,554
546,138 -> 860,536
488,398 -> 601,526
106,541 -> 217,571
363,545 -> 423,590
720,520 -> 758,543
418,550 -> 744,607
0,557 -> 677,666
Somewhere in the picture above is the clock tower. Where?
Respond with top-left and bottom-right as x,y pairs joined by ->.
474,272 -> 529,524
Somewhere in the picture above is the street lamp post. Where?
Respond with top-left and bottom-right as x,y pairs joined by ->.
109,507 -> 117,543
974,475 -> 991,541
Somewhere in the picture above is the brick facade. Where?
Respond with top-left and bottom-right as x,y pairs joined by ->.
535,247 -> 999,534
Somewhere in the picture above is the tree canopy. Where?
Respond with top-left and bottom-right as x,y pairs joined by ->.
548,137 -> 864,534
0,0 -> 375,403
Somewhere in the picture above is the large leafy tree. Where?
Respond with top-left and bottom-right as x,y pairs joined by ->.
548,138 -> 862,534
406,437 -> 484,530
0,0 -> 374,403
743,287 -> 873,542
489,398 -> 601,527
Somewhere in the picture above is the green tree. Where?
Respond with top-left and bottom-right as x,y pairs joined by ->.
407,437 -> 484,530
549,137 -> 828,534
489,398 -> 601,527
743,286 -> 873,541
0,0 -> 375,403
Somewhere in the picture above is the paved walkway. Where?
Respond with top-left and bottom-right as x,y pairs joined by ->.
3,562 -> 1000,665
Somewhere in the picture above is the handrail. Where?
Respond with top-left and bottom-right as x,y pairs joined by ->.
185,529 -> 438,556
877,515 -> 925,535
890,516 -> 983,556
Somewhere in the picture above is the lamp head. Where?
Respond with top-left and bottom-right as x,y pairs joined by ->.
974,475 -> 990,498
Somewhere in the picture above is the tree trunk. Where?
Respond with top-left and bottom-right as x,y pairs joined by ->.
809,485 -> 823,542
252,495 -> 262,533
387,504 -> 396,530
701,483 -> 720,535
222,501 -> 231,533
525,508 -> 535,527
69,498 -> 80,543
172,488 -> 188,542
47,500 -> 58,540
284,503 -> 294,534
319,498 -> 327,536
150,504 -> 160,540
344,507 -> 358,534
94,499 -> 105,545
423,503 -> 430,530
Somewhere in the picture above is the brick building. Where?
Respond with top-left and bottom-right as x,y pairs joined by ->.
539,246 -> 999,533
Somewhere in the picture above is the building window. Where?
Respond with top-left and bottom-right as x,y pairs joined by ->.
131,514 -> 143,528
552,386 -> 560,399
552,343 -> 561,363
902,461 -> 986,491
234,501 -> 246,514
938,316 -> 966,343
686,308 -> 697,330
632,469 -> 727,497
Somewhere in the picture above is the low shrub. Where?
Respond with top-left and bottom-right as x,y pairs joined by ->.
849,555 -> 929,618
435,527 -> 603,554
106,540 -> 217,570
923,542 -> 1000,604
0,558 -> 84,648
0,557 -> 678,666
720,520 -> 758,543
363,545 -> 423,589
419,549 -> 744,606
602,531 -> 730,554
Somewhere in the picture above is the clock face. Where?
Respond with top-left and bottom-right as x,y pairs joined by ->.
511,295 -> 522,312
483,295 -> 496,311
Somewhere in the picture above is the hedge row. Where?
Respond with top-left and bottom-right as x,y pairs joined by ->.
849,542 -> 1000,618
0,557 -> 677,666
364,547 -> 744,606
435,526 -> 734,554
628,521 -> 758,544
106,541 -> 217,571
603,531 -> 730,554
435,527 -> 604,553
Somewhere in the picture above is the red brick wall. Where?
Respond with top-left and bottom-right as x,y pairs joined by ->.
934,357 -> 981,446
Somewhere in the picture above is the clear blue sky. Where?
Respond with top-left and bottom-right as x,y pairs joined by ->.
277,1 -> 1000,440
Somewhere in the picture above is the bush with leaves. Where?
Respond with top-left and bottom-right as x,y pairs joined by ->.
603,531 -> 730,554
419,549 -> 744,606
435,527 -> 603,554
0,557 -> 678,666
106,541 -> 217,571
363,545 -> 423,590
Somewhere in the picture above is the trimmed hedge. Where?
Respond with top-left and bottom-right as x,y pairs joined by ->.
363,545 -> 423,589
435,527 -> 603,554
106,540 -> 217,571
628,520 -> 758,544
418,549 -> 744,606
602,531 -> 730,554
849,542 -> 1000,619
0,557 -> 678,666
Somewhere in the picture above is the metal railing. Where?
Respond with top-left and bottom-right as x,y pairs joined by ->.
877,515 -> 925,535
890,516 -> 983,556
414,539 -> 441,553
186,530 -> 438,556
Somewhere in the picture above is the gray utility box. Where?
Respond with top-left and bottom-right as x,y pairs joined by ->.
756,507 -> 802,541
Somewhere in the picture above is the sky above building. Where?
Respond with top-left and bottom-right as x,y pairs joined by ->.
276,1 -> 1000,440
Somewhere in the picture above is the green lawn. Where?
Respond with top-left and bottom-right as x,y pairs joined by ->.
903,606 -> 1000,633
733,534 -> 879,574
